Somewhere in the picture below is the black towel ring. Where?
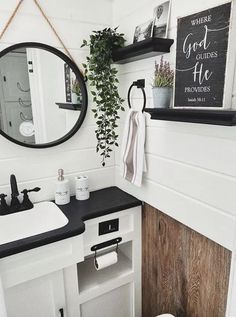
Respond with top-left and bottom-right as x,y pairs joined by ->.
128,79 -> 146,113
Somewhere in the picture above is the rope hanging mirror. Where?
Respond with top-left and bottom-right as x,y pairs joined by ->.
0,0 -> 83,73
0,0 -> 88,149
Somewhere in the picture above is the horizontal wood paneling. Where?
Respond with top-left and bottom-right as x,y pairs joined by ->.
0,167 -> 114,203
0,0 -> 114,203
145,125 -> 236,176
0,13 -> 107,48
145,154 -> 236,215
112,1 -> 236,315
115,124 -> 236,216
142,204 -> 231,317
114,0 -> 236,254
0,148 -> 114,185
0,123 -> 96,159
0,0 -> 112,29
115,169 -> 235,251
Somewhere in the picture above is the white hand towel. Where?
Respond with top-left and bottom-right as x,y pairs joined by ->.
120,109 -> 146,187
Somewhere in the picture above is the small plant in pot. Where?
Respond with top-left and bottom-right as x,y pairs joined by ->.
71,78 -> 82,104
152,56 -> 174,108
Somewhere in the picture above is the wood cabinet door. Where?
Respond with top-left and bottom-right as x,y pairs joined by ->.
5,270 -> 66,317
142,204 -> 231,317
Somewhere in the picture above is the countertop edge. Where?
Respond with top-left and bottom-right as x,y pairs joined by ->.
0,187 -> 141,259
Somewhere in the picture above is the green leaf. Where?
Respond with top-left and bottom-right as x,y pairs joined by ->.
81,27 -> 125,166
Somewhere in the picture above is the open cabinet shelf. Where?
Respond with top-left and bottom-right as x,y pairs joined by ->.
112,37 -> 174,64
77,251 -> 133,302
145,108 -> 236,126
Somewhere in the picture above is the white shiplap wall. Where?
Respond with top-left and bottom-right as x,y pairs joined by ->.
113,2 -> 236,314
0,0 -> 115,203
113,0 -> 236,251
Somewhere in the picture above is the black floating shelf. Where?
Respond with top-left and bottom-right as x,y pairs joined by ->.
112,37 -> 174,64
145,108 -> 236,126
56,103 -> 82,111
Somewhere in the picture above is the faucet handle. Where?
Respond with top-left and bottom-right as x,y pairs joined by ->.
0,193 -> 9,215
27,187 -> 41,193
21,187 -> 41,211
21,187 -> 41,195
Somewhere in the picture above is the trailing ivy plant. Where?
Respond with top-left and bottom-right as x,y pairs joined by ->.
81,27 -> 125,166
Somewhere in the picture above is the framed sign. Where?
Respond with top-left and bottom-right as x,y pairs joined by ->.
174,2 -> 232,109
64,63 -> 72,102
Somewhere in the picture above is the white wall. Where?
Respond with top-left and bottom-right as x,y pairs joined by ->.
113,2 -> 236,314
0,0 -> 115,203
0,0 -> 235,261
1,0 -> 236,314
113,0 -> 236,252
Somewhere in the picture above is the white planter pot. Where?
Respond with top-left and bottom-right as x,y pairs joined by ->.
71,92 -> 78,104
152,87 -> 172,109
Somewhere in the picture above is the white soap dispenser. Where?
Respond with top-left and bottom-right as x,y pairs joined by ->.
55,169 -> 70,205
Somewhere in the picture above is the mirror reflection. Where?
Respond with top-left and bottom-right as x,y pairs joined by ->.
0,46 -> 85,146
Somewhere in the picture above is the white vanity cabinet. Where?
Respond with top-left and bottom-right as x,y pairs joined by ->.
4,269 -> 66,317
76,206 -> 142,317
0,234 -> 84,317
0,206 -> 142,317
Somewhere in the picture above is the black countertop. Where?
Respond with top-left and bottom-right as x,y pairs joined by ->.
0,187 -> 141,259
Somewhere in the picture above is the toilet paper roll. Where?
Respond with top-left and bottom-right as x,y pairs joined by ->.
94,251 -> 118,271
19,121 -> 35,137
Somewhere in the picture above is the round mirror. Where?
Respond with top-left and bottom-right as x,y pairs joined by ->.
0,42 -> 87,148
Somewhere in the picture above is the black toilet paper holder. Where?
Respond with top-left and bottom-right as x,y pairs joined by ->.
91,237 -> 122,259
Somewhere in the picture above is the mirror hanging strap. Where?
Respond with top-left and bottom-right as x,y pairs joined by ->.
0,0 -> 83,74
0,0 -> 24,41
33,0 -> 75,63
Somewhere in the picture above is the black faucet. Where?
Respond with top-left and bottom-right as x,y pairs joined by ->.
10,174 -> 21,213
0,194 -> 9,215
0,174 -> 41,215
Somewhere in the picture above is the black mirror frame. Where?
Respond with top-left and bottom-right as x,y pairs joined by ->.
0,42 -> 88,149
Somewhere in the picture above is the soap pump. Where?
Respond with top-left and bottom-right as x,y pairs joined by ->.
55,169 -> 70,205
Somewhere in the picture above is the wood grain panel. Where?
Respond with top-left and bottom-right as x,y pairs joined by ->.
142,204 -> 231,317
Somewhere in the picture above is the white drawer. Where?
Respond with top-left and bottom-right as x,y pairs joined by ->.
0,235 -> 84,289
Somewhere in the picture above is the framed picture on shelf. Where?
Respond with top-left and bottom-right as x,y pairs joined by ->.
133,19 -> 154,43
64,63 -> 72,102
153,1 -> 171,38
173,3 -> 233,109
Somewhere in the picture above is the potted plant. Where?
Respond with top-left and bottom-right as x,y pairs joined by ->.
81,27 -> 125,166
71,78 -> 82,104
152,56 -> 174,108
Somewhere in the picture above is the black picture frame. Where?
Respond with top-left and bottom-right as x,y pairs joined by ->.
0,42 -> 88,149
174,3 -> 231,109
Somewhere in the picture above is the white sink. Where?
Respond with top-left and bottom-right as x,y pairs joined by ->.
0,201 -> 68,246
